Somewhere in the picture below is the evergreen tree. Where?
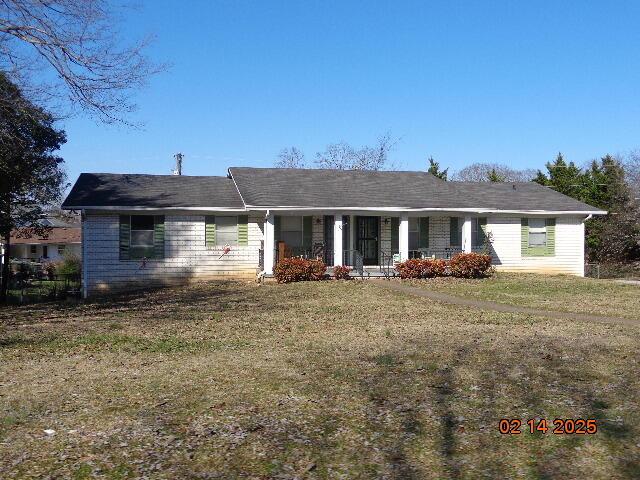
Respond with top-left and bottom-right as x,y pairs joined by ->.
427,156 -> 448,180
487,168 -> 506,182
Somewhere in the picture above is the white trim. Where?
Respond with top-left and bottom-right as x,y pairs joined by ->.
242,206 -> 607,215
263,211 -> 275,275
399,215 -> 409,261
462,216 -> 472,253
334,215 -> 343,266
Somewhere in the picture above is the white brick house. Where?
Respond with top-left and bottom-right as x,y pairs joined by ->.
62,167 -> 606,297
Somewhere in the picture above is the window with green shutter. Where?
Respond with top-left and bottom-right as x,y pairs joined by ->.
205,216 -> 244,247
119,215 -> 164,260
521,218 -> 555,256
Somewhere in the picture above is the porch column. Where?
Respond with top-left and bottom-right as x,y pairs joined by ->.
333,215 -> 343,266
399,215 -> 409,261
462,216 -> 472,253
263,212 -> 275,274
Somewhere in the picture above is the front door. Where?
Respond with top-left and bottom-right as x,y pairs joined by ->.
356,216 -> 379,265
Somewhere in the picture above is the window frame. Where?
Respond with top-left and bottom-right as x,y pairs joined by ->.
527,218 -> 547,247
215,215 -> 239,247
280,215 -> 304,248
57,244 -> 66,255
408,217 -> 420,251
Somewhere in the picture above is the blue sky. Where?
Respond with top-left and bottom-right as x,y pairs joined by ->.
59,0 -> 640,185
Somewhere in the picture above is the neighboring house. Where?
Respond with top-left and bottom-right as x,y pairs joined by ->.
5,217 -> 81,262
61,168 -> 606,297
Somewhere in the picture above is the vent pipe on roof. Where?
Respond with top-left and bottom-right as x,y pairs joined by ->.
172,153 -> 183,175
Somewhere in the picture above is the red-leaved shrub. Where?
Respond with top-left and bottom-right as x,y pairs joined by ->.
274,258 -> 327,283
333,265 -> 352,280
448,252 -> 493,278
395,258 -> 449,278
394,259 -> 424,279
422,259 -> 447,277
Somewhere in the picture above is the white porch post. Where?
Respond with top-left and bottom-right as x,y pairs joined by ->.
263,211 -> 275,274
333,215 -> 343,266
399,215 -> 409,261
462,216 -> 472,253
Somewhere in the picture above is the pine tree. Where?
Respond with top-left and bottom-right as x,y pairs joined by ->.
427,156 -> 448,180
487,168 -> 506,182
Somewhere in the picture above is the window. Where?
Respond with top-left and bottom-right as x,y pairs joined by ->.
281,216 -> 303,247
57,245 -> 66,255
130,215 -> 155,258
528,218 -> 546,247
216,216 -> 238,246
42,245 -> 48,258
409,218 -> 420,251
30,245 -> 37,254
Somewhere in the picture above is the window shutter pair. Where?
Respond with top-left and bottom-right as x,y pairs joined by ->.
450,217 -> 461,247
521,218 -> 555,257
205,216 -> 248,247
419,217 -> 430,249
119,215 -> 164,260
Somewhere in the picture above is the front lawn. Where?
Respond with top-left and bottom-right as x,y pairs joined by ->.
1,279 -> 639,478
410,272 -> 640,320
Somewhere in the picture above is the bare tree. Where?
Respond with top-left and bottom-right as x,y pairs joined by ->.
275,146 -> 306,168
452,162 -> 536,182
315,133 -> 396,170
624,149 -> 640,199
0,0 -> 162,123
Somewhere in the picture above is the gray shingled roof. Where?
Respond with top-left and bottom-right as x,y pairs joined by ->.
228,167 -> 602,212
62,173 -> 245,209
62,168 -> 604,213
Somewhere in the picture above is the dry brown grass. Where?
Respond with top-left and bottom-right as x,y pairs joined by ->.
1,279 -> 639,479
407,272 -> 640,320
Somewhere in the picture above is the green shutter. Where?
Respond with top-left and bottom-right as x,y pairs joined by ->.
419,217 -> 430,249
205,216 -> 216,247
391,217 -> 399,253
545,218 -> 556,256
274,215 -> 281,243
119,215 -> 130,260
450,217 -> 460,246
153,216 -> 165,259
475,217 -> 487,247
521,218 -> 529,256
303,216 -> 313,250
238,215 -> 248,246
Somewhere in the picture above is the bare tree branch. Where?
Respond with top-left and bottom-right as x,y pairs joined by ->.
0,0 -> 164,124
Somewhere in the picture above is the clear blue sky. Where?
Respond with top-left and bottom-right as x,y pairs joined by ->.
59,0 -> 640,185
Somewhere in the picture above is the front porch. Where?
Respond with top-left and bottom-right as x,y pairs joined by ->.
261,213 -> 488,275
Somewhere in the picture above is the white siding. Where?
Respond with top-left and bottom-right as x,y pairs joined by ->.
487,216 -> 585,276
83,214 -> 263,295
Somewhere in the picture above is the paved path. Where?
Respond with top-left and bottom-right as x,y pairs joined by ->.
374,280 -> 639,327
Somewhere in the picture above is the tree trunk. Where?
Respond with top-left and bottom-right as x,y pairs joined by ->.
1,234 -> 10,302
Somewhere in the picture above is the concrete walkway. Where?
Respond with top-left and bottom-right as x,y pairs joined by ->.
374,280 -> 639,327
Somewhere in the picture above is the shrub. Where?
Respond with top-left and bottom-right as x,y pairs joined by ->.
57,253 -> 82,277
42,261 -> 57,280
333,265 -> 352,280
448,252 -> 493,278
395,259 -> 424,279
274,257 -> 327,283
395,258 -> 449,279
422,259 -> 447,277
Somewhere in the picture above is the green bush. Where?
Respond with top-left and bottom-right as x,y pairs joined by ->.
57,253 -> 81,277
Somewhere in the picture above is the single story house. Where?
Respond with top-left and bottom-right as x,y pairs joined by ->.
4,217 -> 81,262
62,167 -> 606,297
